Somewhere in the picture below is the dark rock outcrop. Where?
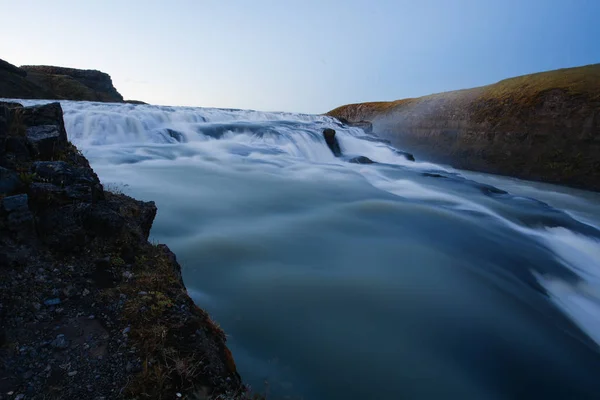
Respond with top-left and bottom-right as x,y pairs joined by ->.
0,59 -> 56,100
0,166 -> 20,195
328,64 -> 600,191
323,128 -> 342,157
0,102 -> 247,399
0,57 -> 127,103
21,65 -> 124,102
394,149 -> 416,161
348,156 -> 375,164
0,59 -> 26,77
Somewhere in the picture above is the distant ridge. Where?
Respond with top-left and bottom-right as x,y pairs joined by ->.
0,58 -> 142,103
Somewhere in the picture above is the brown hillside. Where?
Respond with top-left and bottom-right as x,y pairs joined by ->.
327,64 -> 600,191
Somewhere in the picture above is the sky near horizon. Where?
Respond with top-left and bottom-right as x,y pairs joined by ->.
1,0 -> 599,113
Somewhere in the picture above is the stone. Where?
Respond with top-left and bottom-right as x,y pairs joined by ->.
348,156 -> 375,164
2,194 -> 29,213
26,125 -> 65,159
323,128 -> 342,157
36,204 -> 87,251
394,149 -> 415,161
0,166 -> 21,195
16,103 -> 68,138
80,203 -> 125,237
5,137 -> 31,159
44,298 -> 61,306
32,161 -> 97,186
51,334 -> 69,349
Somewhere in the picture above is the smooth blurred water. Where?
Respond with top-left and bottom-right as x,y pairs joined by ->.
9,99 -> 600,399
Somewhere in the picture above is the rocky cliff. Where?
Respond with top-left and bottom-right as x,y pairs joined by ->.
0,102 -> 249,399
328,64 -> 600,192
0,59 -> 124,103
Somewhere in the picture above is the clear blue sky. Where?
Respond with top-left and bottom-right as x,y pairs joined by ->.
1,0 -> 599,113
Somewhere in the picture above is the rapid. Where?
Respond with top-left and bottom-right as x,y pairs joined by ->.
11,99 -> 600,399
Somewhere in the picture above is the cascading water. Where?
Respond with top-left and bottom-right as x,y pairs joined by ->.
9,99 -> 600,399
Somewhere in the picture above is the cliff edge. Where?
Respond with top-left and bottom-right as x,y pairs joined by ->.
0,102 -> 247,399
0,59 -> 124,103
328,64 -> 600,191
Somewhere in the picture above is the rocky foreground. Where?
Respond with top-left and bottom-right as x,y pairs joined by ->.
0,102 -> 249,399
328,64 -> 600,192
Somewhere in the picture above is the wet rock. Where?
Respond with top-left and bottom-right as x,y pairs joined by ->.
26,125 -> 65,159
394,149 -> 415,161
0,166 -> 21,195
422,172 -> 447,178
348,156 -> 375,164
323,128 -> 342,157
477,184 -> 508,196
166,129 -> 187,143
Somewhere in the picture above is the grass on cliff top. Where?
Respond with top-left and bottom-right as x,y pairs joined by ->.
327,63 -> 600,118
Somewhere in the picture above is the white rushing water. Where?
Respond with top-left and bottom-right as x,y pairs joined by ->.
7,99 -> 600,399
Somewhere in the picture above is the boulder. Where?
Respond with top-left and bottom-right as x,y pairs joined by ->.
5,137 -> 31,160
323,128 -> 342,157
31,161 -> 99,186
394,149 -> 415,161
0,166 -> 21,195
1,194 -> 28,213
16,103 -> 68,134
348,156 -> 375,164
28,182 -> 98,210
26,125 -> 65,159
79,203 -> 125,237
1,194 -> 34,235
36,204 -> 86,251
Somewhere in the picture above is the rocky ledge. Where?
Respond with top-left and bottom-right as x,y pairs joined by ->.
0,102 -> 248,399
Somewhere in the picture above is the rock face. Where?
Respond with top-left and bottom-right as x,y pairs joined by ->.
328,64 -> 600,192
21,65 -> 124,102
0,102 -> 246,399
323,128 -> 342,157
0,60 -> 56,100
0,58 -> 124,103
336,117 -> 373,134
